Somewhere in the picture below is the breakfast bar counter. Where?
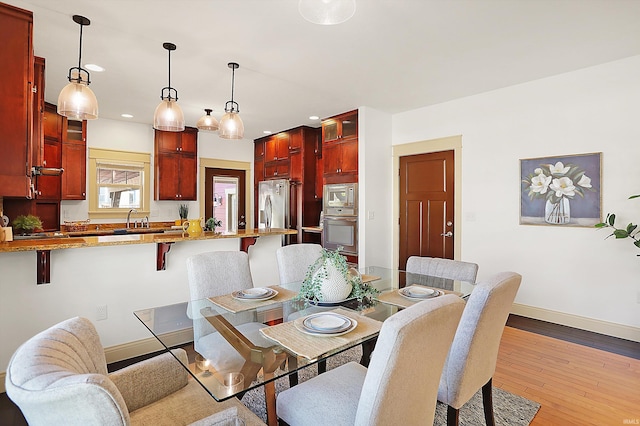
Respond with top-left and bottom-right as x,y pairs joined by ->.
0,228 -> 296,284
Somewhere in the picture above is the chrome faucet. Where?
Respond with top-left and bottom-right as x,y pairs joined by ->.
142,216 -> 150,228
126,209 -> 138,228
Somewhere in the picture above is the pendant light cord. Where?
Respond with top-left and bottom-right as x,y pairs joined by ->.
167,48 -> 172,99
77,23 -> 83,70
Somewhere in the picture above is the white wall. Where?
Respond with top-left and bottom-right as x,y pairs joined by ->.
61,119 -> 253,224
392,55 -> 640,335
359,107 -> 394,268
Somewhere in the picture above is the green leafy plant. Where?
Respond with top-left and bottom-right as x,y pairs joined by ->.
595,194 -> 640,256
205,217 -> 222,232
12,215 -> 43,234
178,204 -> 189,220
296,247 -> 380,303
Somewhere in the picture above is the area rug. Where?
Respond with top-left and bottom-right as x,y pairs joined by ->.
240,346 -> 540,425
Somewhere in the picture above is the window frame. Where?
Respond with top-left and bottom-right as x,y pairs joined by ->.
88,148 -> 151,219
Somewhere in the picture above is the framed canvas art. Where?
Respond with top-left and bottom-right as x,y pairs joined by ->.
520,152 -> 602,227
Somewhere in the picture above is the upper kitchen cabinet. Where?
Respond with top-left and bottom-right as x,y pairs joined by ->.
61,118 -> 87,199
322,110 -> 358,184
0,3 -> 34,198
263,133 -> 290,179
154,127 -> 198,200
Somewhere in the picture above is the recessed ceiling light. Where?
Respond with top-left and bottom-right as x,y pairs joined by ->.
263,130 -> 272,135
309,115 -> 319,120
85,63 -> 105,72
121,113 -> 133,118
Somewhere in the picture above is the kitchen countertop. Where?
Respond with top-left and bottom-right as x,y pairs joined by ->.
0,228 -> 297,253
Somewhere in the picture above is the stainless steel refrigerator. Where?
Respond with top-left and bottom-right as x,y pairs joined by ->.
257,179 -> 290,229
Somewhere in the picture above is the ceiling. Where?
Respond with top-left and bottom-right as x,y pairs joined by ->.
6,0 -> 640,141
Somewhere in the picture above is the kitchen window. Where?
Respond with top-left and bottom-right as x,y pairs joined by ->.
88,148 -> 151,218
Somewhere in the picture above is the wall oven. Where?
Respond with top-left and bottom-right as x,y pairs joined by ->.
322,215 -> 358,255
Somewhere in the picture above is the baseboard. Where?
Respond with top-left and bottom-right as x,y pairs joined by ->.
103,328 -> 194,364
512,303 -> 640,343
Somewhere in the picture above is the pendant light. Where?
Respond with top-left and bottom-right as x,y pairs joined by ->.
153,42 -> 185,132
57,15 -> 99,120
218,62 -> 244,140
298,0 -> 356,25
196,108 -> 219,132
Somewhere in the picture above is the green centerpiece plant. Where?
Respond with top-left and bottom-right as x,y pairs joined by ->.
12,214 -> 43,234
296,248 -> 380,303
595,194 -> 639,256
205,217 -> 222,232
178,204 -> 189,222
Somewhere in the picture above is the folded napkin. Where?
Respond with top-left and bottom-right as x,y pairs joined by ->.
259,308 -> 382,360
208,285 -> 298,313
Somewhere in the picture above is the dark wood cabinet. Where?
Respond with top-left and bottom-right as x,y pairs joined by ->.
0,3 -> 34,198
322,110 -> 358,184
61,114 -> 87,200
253,126 -> 321,242
154,127 -> 198,200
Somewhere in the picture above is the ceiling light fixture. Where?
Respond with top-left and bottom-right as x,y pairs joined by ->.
57,15 -> 98,120
218,62 -> 244,140
153,42 -> 185,132
298,0 -> 356,25
196,108 -> 219,132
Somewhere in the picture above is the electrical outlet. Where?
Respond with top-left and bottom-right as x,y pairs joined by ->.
368,211 -> 375,220
96,305 -> 108,321
63,209 -> 69,219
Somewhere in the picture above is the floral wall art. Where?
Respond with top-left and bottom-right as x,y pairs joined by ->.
520,153 -> 601,226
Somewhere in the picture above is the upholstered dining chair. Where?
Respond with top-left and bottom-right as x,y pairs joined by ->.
438,271 -> 522,426
5,316 -> 265,426
186,250 -> 272,374
276,294 -> 466,426
276,243 -> 324,285
406,256 -> 479,283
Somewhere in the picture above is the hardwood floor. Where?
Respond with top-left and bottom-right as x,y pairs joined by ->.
1,315 -> 639,425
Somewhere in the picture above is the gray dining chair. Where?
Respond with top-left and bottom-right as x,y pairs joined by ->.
4,316 -> 265,426
276,294 -> 466,426
406,256 -> 479,283
276,243 -> 323,285
438,271 -> 522,426
186,250 -> 271,373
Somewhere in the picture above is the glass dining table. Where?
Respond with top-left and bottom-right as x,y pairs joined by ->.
133,266 -> 475,426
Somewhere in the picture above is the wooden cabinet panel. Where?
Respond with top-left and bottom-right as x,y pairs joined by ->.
254,139 -> 265,158
290,150 -> 302,181
264,161 -> 289,179
62,141 -> 86,199
43,103 -> 62,141
32,57 -> 45,169
322,110 -> 358,184
265,134 -> 290,162
154,127 -> 198,200
289,128 -> 303,151
0,4 -> 34,197
37,138 -> 62,199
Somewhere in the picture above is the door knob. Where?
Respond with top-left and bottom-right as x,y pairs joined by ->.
441,231 -> 453,237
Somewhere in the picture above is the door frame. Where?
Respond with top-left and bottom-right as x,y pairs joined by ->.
392,135 -> 462,269
199,158 -> 252,228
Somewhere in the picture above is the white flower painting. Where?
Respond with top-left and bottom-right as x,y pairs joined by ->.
520,153 -> 601,227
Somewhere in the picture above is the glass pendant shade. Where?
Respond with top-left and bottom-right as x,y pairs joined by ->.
299,0 -> 356,25
154,99 -> 185,132
196,109 -> 219,131
57,80 -> 98,120
218,112 -> 244,139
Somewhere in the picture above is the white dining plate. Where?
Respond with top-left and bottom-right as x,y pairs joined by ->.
296,314 -> 358,337
303,312 -> 351,332
232,288 -> 278,302
398,286 -> 442,300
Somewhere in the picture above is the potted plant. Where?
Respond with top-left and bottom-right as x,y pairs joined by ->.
296,248 -> 380,303
12,214 -> 43,235
205,217 -> 222,233
178,204 -> 189,224
595,194 -> 639,256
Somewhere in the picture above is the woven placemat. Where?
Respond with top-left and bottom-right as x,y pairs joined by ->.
376,285 -> 462,309
259,308 -> 382,360
208,285 -> 298,313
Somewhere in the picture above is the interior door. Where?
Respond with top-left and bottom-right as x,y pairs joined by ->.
399,150 -> 454,269
205,168 -> 246,230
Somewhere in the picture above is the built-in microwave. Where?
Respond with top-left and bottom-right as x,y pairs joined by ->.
322,216 -> 358,255
323,183 -> 357,216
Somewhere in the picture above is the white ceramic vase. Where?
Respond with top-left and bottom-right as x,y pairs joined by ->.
316,260 -> 352,302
